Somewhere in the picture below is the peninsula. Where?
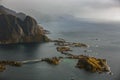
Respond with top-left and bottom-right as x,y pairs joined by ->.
0,5 -> 49,44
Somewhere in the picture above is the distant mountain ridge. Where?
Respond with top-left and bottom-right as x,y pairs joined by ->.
0,5 -> 49,44
0,5 -> 26,20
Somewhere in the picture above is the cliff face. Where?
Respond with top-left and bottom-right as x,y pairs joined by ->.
0,6 -> 49,44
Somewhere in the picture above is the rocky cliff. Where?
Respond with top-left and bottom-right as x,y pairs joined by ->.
0,5 -> 49,44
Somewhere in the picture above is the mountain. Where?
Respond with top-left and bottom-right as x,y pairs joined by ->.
0,5 -> 49,44
0,5 -> 26,20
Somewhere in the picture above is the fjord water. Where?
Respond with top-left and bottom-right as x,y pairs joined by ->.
0,20 -> 120,80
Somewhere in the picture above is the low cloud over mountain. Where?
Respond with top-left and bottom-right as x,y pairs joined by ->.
1,0 -> 120,22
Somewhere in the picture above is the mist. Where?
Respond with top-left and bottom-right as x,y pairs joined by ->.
1,0 -> 120,22
0,0 -> 2,4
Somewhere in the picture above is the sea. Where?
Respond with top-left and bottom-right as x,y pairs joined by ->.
0,19 -> 120,80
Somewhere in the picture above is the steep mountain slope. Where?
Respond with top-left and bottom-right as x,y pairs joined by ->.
0,5 -> 49,44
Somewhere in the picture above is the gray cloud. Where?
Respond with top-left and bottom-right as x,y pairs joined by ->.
1,0 -> 120,22
116,0 -> 120,3
0,0 -> 2,4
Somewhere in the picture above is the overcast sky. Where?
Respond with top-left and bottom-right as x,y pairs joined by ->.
1,0 -> 120,22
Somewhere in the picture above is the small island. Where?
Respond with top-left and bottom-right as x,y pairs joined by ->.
0,6 -> 112,76
0,55 -> 112,75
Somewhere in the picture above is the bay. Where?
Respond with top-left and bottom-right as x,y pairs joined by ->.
0,20 -> 120,80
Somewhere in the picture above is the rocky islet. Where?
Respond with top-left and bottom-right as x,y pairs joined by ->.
0,6 -> 112,75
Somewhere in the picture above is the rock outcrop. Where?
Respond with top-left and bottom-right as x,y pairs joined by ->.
0,55 -> 111,74
53,38 -> 89,48
56,46 -> 72,53
42,57 -> 62,65
0,61 -> 22,72
0,5 -> 49,44
76,55 -> 111,74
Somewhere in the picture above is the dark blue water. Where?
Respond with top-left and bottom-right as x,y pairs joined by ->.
0,20 -> 120,80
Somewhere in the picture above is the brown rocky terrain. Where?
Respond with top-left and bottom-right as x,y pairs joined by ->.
0,5 -> 49,44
